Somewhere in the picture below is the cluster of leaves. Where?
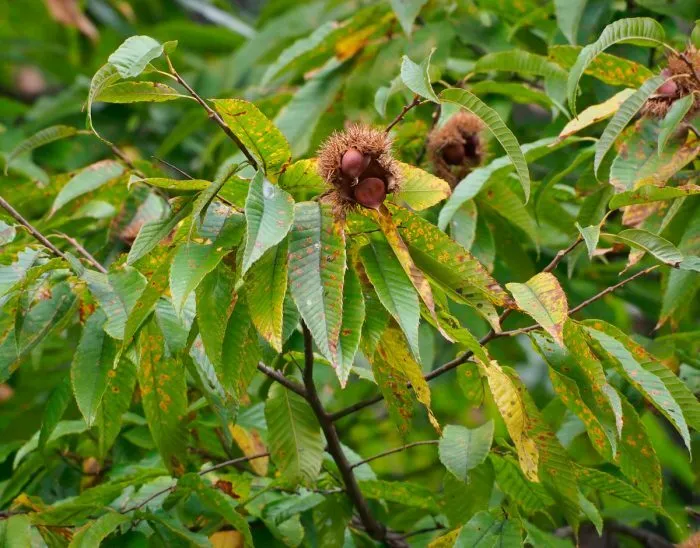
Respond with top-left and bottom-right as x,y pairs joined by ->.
1,0 -> 699,546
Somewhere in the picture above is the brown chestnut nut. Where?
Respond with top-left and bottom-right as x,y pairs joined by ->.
341,148 -> 370,179
442,143 -> 465,165
353,177 -> 386,209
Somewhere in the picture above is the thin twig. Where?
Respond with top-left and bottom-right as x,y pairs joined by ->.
330,241 -> 654,422
0,196 -> 69,261
350,440 -> 438,469
385,95 -> 425,133
120,452 -> 269,514
49,233 -> 107,274
152,156 -> 194,180
257,362 -> 307,398
110,144 -> 145,178
300,323 -> 389,543
165,56 -> 258,169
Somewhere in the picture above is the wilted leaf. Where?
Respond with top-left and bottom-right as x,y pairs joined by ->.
394,162 -> 451,210
557,89 -> 634,142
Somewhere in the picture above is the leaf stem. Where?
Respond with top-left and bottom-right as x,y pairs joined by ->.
165,55 -> 259,169
350,440 -> 438,470
385,95 -> 425,133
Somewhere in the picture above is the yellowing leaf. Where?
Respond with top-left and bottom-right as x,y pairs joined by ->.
484,361 -> 539,481
557,88 -> 635,142
229,424 -> 269,476
394,162 -> 451,210
507,273 -> 568,346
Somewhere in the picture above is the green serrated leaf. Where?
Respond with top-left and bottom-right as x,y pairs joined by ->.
439,422 -> 494,481
609,184 -> 700,209
69,511 -> 131,548
51,160 -> 125,214
221,298 -> 261,399
336,266 -> 365,387
97,81 -> 186,103
108,35 -> 166,78
595,75 -> 666,173
603,228 -> 683,267
265,380 -> 324,485
658,94 -> 695,154
567,17 -> 666,115
401,49 -> 438,102
242,171 -> 294,274
72,309 -> 117,427
288,202 -> 345,369
5,125 -> 86,174
475,49 -> 567,80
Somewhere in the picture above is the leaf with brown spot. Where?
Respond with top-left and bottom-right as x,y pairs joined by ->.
229,424 -> 269,476
137,318 -> 188,474
507,272 -> 567,346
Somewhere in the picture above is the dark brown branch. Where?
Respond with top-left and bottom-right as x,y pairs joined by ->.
331,240 -> 655,422
257,362 -> 307,398
121,452 -> 269,514
165,56 -> 259,169
0,196 -> 109,274
385,95 -> 425,133
300,323 -> 388,543
350,440 -> 438,469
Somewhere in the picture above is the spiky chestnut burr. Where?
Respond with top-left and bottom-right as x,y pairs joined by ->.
317,124 -> 402,213
427,111 -> 486,188
642,46 -> 700,119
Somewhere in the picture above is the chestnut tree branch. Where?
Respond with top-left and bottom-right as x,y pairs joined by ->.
330,240 -> 660,422
385,95 -> 426,133
300,322 -> 389,543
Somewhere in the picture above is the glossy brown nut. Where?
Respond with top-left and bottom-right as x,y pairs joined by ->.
657,79 -> 678,96
353,177 -> 386,209
341,148 -> 370,178
442,142 -> 465,165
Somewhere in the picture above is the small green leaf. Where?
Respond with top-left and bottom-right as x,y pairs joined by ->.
602,229 -> 683,267
242,171 -> 295,274
71,310 -> 117,427
576,222 -> 601,258
507,273 -> 568,346
0,515 -> 32,548
108,35 -> 167,79
39,377 -> 72,451
127,198 -> 194,265
51,160 -> 125,214
220,299 -> 261,398
265,381 -> 324,485
96,358 -> 137,459
245,241 -> 288,353
5,125 -> 86,174
567,17 -> 666,115
475,50 -> 567,79
69,511 -> 131,548
658,93 -> 694,154
401,49 -> 439,103
278,159 -> 327,201
439,422 -> 494,481
554,0 -> 587,44
394,162 -> 451,210
390,0 -> 427,36
359,479 -> 439,512
336,266 -> 365,387
440,88 -> 530,201
97,82 -> 186,103
455,511 -> 522,547
196,262 -> 237,367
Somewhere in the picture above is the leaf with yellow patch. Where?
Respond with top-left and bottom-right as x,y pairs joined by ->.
507,273 -> 568,346
137,318 -> 188,474
212,98 -> 291,182
557,88 -> 635,142
229,424 -> 269,476
394,162 -> 451,210
483,361 -> 539,481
